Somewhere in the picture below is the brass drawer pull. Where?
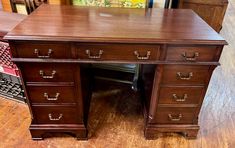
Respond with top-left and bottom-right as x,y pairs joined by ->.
39,70 -> 56,79
168,114 -> 182,121
172,94 -> 187,102
181,52 -> 199,61
44,93 -> 60,101
86,50 -> 103,59
177,72 -> 193,80
48,113 -> 63,121
34,49 -> 53,58
134,51 -> 151,60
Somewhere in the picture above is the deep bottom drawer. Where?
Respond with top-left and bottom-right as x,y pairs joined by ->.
32,106 -> 82,124
154,107 -> 196,124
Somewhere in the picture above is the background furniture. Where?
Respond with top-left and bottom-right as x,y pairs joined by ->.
0,0 -> 47,14
5,5 -> 226,140
164,0 -> 179,8
10,0 -> 46,14
178,0 -> 228,32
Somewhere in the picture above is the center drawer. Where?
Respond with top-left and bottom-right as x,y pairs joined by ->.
75,44 -> 160,61
27,86 -> 77,104
20,63 -> 75,82
32,106 -> 82,124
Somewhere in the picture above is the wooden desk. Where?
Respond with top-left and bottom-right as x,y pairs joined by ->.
4,4 -> 227,140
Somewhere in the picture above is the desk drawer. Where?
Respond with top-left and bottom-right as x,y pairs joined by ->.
76,44 -> 160,61
154,107 -> 196,124
27,86 -> 77,104
158,87 -> 204,105
32,106 -> 82,124
166,46 -> 218,62
21,63 -> 75,82
14,42 -> 72,59
161,65 -> 210,85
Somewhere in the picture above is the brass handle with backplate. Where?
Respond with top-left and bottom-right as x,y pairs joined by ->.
177,72 -> 193,80
48,113 -> 63,121
168,114 -> 182,121
34,49 -> 53,58
39,70 -> 56,79
44,93 -> 60,101
172,94 -> 187,102
134,51 -> 151,60
85,50 -> 103,59
181,52 -> 199,61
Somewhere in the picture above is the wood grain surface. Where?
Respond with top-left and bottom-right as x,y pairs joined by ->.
4,4 -> 226,45
0,0 -> 235,147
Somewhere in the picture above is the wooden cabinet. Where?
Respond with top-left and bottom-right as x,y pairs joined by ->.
17,60 -> 90,140
5,5 -> 226,140
178,0 -> 228,32
141,45 -> 223,139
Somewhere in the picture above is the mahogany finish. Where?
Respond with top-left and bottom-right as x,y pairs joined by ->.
154,107 -> 196,124
27,85 -> 77,104
76,43 -> 160,61
5,5 -> 226,45
14,42 -> 73,59
158,86 -> 204,105
161,65 -> 211,85
32,105 -> 82,124
166,46 -> 219,62
4,4 -> 227,140
20,63 -> 75,82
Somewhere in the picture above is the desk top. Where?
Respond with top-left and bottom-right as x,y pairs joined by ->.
5,4 -> 226,45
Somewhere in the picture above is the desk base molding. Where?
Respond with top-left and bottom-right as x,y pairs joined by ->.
29,124 -> 88,140
144,124 -> 199,140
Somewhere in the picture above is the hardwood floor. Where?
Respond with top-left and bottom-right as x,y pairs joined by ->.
1,0 -> 235,147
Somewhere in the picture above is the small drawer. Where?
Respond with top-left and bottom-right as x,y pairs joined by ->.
76,44 -> 160,61
166,46 -> 218,62
154,107 -> 196,124
21,63 -> 75,82
14,42 -> 72,59
161,65 -> 210,85
158,87 -> 204,105
27,86 -> 77,104
32,106 -> 82,124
